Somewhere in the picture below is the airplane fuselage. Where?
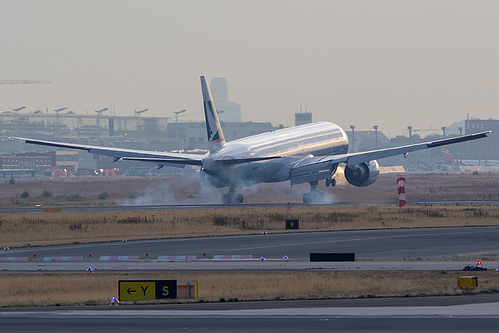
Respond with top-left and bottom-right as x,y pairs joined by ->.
200,121 -> 349,188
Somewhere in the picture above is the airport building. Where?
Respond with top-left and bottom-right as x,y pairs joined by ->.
463,118 -> 499,160
0,150 -> 78,177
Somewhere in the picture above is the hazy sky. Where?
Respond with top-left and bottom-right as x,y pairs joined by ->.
1,1 -> 498,137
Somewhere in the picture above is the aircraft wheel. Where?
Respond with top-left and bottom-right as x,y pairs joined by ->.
303,192 -> 314,203
326,178 -> 336,187
222,194 -> 231,204
303,192 -> 324,204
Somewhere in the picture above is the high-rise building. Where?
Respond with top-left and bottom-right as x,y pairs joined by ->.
210,77 -> 242,122
295,112 -> 312,126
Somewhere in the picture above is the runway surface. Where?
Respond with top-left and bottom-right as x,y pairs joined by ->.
0,260 -> 497,272
1,295 -> 499,332
2,226 -> 499,262
2,226 -> 499,331
1,226 -> 498,272
1,200 -> 498,213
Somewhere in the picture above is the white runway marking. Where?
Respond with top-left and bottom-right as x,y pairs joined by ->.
2,302 -> 499,318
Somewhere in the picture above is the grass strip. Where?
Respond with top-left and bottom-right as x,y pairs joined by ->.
0,271 -> 497,307
1,204 -> 499,247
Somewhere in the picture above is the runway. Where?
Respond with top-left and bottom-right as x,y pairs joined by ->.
1,226 -> 498,272
1,295 -> 499,332
0,260 -> 496,273
2,226 -> 499,262
0,202 -> 371,214
1,200 -> 498,213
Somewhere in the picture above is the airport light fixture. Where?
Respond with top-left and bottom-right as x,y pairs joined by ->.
174,109 -> 186,123
373,125 -> 379,149
350,125 -> 355,152
134,108 -> 148,117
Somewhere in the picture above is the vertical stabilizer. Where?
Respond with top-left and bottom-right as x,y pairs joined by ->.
201,75 -> 226,153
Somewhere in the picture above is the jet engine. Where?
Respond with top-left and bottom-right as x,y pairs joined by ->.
344,160 -> 380,187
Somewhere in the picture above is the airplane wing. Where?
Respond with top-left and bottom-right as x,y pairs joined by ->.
290,131 -> 490,185
12,137 -> 205,167
328,130 -> 491,166
12,137 -> 285,167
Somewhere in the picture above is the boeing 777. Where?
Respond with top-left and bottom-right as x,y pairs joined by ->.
13,75 -> 490,204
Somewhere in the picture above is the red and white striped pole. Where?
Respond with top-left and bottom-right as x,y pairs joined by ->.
397,175 -> 406,207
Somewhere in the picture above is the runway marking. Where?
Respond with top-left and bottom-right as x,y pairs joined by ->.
218,228 -> 497,252
3,227 -> 497,256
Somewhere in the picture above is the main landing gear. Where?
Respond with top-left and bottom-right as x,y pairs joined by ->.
325,177 -> 336,187
303,181 -> 324,204
302,178 -> 335,203
221,188 -> 244,204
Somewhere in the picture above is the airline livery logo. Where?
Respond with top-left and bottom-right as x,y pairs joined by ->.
204,100 -> 223,142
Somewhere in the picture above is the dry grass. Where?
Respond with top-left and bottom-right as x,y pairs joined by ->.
1,205 -> 499,246
1,205 -> 499,247
0,271 -> 497,307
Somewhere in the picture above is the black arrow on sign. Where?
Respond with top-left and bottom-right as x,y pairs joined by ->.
127,288 -> 136,295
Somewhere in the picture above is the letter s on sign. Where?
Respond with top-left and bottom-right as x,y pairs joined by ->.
163,286 -> 169,296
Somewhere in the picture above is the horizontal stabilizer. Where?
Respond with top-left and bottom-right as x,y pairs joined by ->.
217,156 -> 284,165
119,157 -> 203,166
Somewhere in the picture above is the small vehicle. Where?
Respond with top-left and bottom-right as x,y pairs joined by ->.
463,264 -> 487,271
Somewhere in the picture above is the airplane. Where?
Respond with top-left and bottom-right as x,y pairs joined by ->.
13,75 -> 490,204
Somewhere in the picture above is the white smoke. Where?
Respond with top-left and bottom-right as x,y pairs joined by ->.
119,173 -> 222,205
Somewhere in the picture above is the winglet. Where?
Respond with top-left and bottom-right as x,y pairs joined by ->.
201,75 -> 226,153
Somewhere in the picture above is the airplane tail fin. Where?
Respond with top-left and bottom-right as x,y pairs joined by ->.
200,75 -> 226,153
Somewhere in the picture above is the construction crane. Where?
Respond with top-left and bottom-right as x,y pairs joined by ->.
0,80 -> 51,85
134,108 -> 148,117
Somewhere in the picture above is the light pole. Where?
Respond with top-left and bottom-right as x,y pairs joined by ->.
373,125 -> 379,149
407,126 -> 412,143
350,125 -> 355,152
174,109 -> 186,123
441,126 -> 446,138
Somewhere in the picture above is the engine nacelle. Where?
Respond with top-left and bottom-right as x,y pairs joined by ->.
199,168 -> 225,188
344,160 -> 380,187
